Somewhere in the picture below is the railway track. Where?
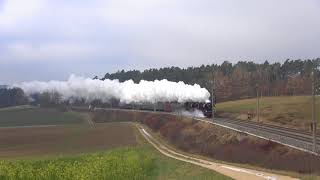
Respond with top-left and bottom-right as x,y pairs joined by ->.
214,118 -> 320,136
206,118 -> 320,145
196,117 -> 320,154
73,106 -> 320,154
138,125 -> 298,180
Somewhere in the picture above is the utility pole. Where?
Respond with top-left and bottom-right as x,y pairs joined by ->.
133,105 -> 137,122
211,78 -> 215,120
256,83 -> 260,123
211,71 -> 215,120
311,71 -> 317,153
153,101 -> 157,112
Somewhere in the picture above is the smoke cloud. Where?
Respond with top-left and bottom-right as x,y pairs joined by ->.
13,75 -> 210,104
179,110 -> 205,118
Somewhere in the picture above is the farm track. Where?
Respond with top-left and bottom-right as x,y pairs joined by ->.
0,125 -> 61,129
94,107 -> 320,143
138,125 -> 298,180
74,106 -> 320,154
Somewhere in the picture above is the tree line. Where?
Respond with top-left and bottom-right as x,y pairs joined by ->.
0,87 -> 66,108
101,58 -> 320,102
0,88 -> 28,108
1,58 -> 320,108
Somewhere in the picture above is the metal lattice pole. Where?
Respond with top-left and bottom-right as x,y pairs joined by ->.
212,77 -> 215,120
210,71 -> 216,121
311,71 -> 317,153
256,84 -> 260,122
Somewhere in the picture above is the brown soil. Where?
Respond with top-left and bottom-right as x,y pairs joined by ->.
92,109 -> 320,175
138,125 -> 298,180
0,123 -> 138,158
145,116 -> 320,174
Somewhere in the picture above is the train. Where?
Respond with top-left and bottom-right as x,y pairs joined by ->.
184,102 -> 213,118
94,101 -> 213,118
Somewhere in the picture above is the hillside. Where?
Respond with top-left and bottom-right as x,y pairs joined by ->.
216,96 -> 320,129
92,109 -> 320,176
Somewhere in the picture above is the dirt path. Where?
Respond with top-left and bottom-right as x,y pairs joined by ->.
137,125 -> 299,180
82,113 -> 95,127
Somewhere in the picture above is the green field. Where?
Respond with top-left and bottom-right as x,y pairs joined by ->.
0,108 -> 231,180
0,107 -> 86,127
0,140 -> 231,180
216,96 -> 320,128
0,145 -> 231,180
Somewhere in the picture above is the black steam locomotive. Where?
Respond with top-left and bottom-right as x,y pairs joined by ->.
87,99 -> 213,118
124,101 -> 213,118
184,102 -> 213,118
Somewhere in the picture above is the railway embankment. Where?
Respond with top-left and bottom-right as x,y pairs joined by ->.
91,108 -> 320,175
206,118 -> 320,155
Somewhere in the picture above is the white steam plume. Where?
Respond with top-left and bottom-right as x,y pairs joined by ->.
178,110 -> 205,118
13,75 -> 210,104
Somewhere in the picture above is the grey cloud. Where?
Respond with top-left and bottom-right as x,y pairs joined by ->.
0,0 -> 319,83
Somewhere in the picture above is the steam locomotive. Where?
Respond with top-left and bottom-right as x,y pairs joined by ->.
87,99 -> 213,118
118,101 -> 213,118
184,102 -> 213,118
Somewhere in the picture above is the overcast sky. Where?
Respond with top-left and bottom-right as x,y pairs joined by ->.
1,0 -> 320,84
